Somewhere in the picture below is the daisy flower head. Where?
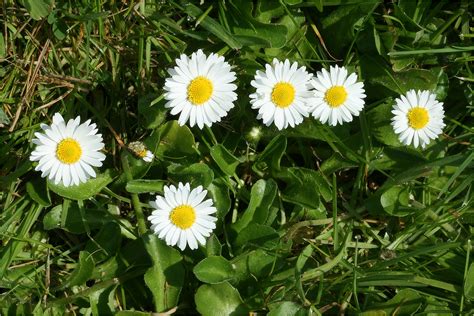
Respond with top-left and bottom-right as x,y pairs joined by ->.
128,141 -> 154,162
148,182 -> 218,251
164,49 -> 237,129
250,58 -> 313,130
391,89 -> 445,148
309,65 -> 366,126
30,113 -> 106,187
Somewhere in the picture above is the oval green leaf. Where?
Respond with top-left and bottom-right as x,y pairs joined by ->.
48,169 -> 114,200
194,256 -> 235,284
143,233 -> 184,312
210,144 -> 240,176
234,223 -> 279,250
155,120 -> 196,159
232,179 -> 277,233
26,178 -> 51,206
380,185 -> 411,216
195,282 -> 248,316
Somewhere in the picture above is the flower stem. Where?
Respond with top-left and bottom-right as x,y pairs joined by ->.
121,151 -> 147,235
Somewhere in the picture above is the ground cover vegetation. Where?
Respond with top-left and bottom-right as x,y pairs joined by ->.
0,0 -> 473,315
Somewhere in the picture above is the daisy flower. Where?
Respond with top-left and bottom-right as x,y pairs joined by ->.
250,59 -> 313,130
163,49 -> 237,129
309,65 -> 366,126
30,113 -> 105,187
391,89 -> 445,148
128,141 -> 154,162
148,182 -> 217,251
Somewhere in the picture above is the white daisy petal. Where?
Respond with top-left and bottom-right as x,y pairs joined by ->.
29,113 -> 105,187
186,230 -> 198,250
250,59 -> 311,130
309,65 -> 366,125
164,49 -> 237,129
148,182 -> 217,251
178,230 -> 187,250
391,90 -> 445,148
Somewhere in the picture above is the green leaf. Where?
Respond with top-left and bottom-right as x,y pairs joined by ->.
26,178 -> 51,206
143,233 -> 184,312
465,263 -> 474,300
85,222 -> 122,263
365,289 -> 423,315
48,169 -> 114,200
207,180 -> 231,219
227,1 -> 288,48
21,0 -> 52,20
47,11 -> 67,40
90,256 -> 121,281
232,179 -> 278,233
268,301 -> 305,316
380,185 -> 411,216
52,21 -> 67,40
59,251 -> 94,289
195,282 -> 248,316
320,153 -> 357,174
253,135 -> 287,174
231,249 -> 282,283
234,223 -> 279,250
155,120 -> 196,159
390,55 -> 415,72
210,144 -> 240,176
361,55 -> 438,95
125,179 -> 166,194
279,168 -> 322,209
320,1 -> 379,56
386,289 -> 423,314
393,69 -> 439,93
206,234 -> 222,257
181,2 -> 242,49
193,256 -> 235,284
43,205 -> 62,231
423,297 -> 451,315
295,245 -> 313,302
89,285 -> 117,315
138,93 -> 168,129
168,163 -> 214,188
368,99 -> 403,147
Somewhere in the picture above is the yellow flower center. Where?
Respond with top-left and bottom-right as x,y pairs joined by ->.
56,138 -> 82,164
324,86 -> 348,108
407,107 -> 429,129
169,204 -> 196,229
137,149 -> 147,158
271,82 -> 295,108
187,76 -> 213,105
